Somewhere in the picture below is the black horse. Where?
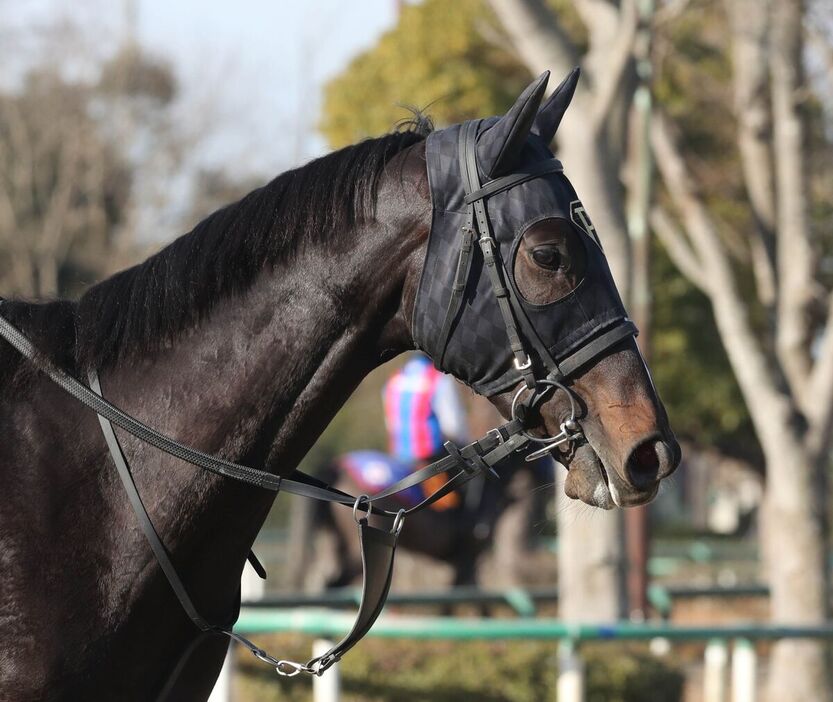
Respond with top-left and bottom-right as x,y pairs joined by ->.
0,71 -> 679,700
287,451 -> 552,590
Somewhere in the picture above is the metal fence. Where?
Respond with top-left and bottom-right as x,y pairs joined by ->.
208,606 -> 833,702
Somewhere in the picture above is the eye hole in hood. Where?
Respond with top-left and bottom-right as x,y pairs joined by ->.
513,217 -> 587,306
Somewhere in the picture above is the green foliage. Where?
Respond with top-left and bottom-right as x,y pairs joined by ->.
652,244 -> 756,454
320,0 -> 530,147
236,635 -> 684,702
584,645 -> 685,702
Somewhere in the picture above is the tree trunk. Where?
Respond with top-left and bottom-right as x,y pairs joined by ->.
763,443 -> 830,702
35,255 -> 59,298
556,470 -> 626,621
486,0 -> 633,623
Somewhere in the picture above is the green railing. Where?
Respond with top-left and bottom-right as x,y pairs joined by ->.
218,608 -> 833,702
236,607 -> 833,641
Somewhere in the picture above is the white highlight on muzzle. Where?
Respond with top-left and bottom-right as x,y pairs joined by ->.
593,481 -> 611,508
607,479 -> 622,507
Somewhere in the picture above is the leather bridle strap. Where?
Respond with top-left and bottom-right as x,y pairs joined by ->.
461,120 -> 537,388
438,120 -> 639,392
434,124 -> 564,373
1,307 -> 534,518
0,313 -> 283,490
89,369 -> 222,633
463,158 -> 563,204
556,320 -> 638,380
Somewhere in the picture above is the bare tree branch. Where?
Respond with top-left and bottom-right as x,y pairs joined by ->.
771,0 -> 815,397
726,0 -> 777,309
486,0 -> 581,82
487,0 -> 633,295
650,205 -> 709,292
651,110 -> 795,444
588,0 -> 639,131
806,292 -> 833,455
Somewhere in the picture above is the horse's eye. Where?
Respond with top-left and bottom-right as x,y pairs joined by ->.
532,247 -> 561,270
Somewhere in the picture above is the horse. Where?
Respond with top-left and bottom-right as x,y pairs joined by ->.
286,449 -> 554,591
0,69 -> 680,700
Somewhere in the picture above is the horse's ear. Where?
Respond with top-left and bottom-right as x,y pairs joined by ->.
477,71 -> 550,178
531,67 -> 580,145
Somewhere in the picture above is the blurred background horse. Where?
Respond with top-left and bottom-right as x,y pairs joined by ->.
287,353 -> 554,590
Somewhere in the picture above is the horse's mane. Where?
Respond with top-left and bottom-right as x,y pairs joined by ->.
1,124 -> 430,382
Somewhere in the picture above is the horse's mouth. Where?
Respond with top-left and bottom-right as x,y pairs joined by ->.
562,444 -> 614,509
561,444 -> 659,509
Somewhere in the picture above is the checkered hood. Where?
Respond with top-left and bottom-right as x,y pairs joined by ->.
412,118 -> 629,396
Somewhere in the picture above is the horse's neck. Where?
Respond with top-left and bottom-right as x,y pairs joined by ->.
95,216 -> 422,618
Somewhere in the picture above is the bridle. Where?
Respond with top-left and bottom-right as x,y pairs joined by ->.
0,122 -> 636,691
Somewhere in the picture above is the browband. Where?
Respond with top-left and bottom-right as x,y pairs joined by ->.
463,159 -> 564,204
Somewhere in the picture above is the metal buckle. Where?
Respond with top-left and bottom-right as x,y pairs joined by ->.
514,355 -> 532,371
487,428 -> 504,445
510,379 -> 584,460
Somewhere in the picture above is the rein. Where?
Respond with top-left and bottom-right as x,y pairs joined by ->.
0,306 -> 533,682
0,119 -> 636,689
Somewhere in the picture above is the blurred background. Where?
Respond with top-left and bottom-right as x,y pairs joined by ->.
2,1 -> 832,700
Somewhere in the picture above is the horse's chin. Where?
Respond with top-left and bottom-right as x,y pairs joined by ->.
562,444 -> 615,509
561,443 -> 659,509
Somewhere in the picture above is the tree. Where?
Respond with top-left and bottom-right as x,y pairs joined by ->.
0,69 -> 132,297
647,0 -> 833,698
0,21 -> 182,299
321,0 -> 770,625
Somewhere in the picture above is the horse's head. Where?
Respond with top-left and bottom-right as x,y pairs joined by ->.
409,70 -> 680,509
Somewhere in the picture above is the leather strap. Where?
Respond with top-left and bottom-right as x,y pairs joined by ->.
443,121 -> 638,391
557,320 -> 638,379
89,369 -> 222,633
435,120 -> 480,366
90,368 -> 401,682
463,158 -> 563,204
460,121 -> 537,388
305,520 -> 398,673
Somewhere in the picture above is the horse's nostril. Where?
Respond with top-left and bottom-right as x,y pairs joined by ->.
626,439 -> 661,489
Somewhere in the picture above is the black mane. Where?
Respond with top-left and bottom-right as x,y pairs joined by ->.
1,127 -> 428,380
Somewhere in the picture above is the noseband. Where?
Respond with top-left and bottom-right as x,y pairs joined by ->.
0,122 -> 635,687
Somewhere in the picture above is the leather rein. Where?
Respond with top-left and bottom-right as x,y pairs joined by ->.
0,123 -> 634,687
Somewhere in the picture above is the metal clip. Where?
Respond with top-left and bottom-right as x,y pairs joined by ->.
276,660 -> 310,677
